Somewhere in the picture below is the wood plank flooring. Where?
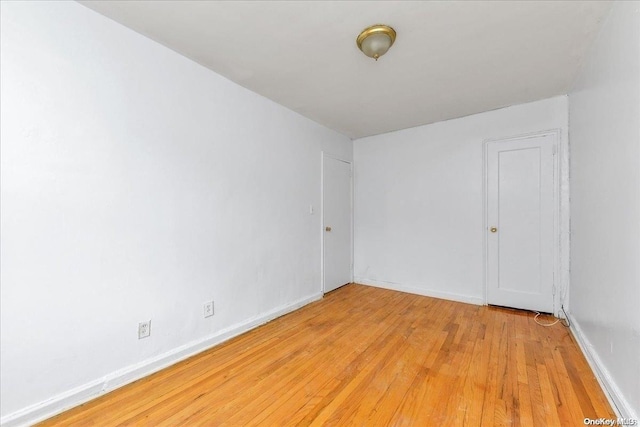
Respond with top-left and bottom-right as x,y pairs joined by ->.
40,284 -> 615,426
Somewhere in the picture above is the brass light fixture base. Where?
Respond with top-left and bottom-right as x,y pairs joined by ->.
356,24 -> 397,60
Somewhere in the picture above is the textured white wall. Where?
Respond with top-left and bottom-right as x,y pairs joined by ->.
0,1 -> 351,422
568,0 -> 640,419
353,96 -> 568,305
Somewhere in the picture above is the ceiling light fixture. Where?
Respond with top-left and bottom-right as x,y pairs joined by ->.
356,24 -> 396,61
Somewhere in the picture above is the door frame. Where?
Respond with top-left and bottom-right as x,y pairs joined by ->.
321,152 -> 354,294
482,129 -> 563,316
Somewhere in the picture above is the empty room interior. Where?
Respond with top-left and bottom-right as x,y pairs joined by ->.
1,1 -> 639,426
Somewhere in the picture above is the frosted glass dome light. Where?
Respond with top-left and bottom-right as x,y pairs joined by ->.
357,25 -> 396,61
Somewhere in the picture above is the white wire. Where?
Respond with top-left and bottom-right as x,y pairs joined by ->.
534,311 -> 560,327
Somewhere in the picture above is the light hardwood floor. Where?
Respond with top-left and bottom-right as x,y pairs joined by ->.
40,284 -> 614,426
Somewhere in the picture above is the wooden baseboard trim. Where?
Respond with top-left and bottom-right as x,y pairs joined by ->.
568,313 -> 638,420
0,292 -> 323,427
354,277 -> 484,306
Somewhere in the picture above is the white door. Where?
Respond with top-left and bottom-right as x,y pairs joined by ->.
322,155 -> 352,293
486,133 -> 556,313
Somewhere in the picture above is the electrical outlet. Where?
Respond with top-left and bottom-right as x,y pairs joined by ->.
138,320 -> 151,339
204,301 -> 214,318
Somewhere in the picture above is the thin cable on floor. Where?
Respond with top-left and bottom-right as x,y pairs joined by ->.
560,304 -> 571,327
556,281 -> 571,327
534,311 -> 561,327
532,304 -> 571,327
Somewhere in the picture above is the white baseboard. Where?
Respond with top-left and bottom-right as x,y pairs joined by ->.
568,313 -> 638,421
0,292 -> 322,427
354,277 -> 484,306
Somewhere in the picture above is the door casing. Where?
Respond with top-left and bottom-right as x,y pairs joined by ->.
321,152 -> 354,294
483,130 -> 561,315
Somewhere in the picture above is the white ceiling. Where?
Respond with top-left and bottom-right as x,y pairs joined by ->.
80,1 -> 612,139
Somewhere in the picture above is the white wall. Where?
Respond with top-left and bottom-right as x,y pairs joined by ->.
568,0 -> 640,419
353,96 -> 569,306
0,1 -> 351,424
